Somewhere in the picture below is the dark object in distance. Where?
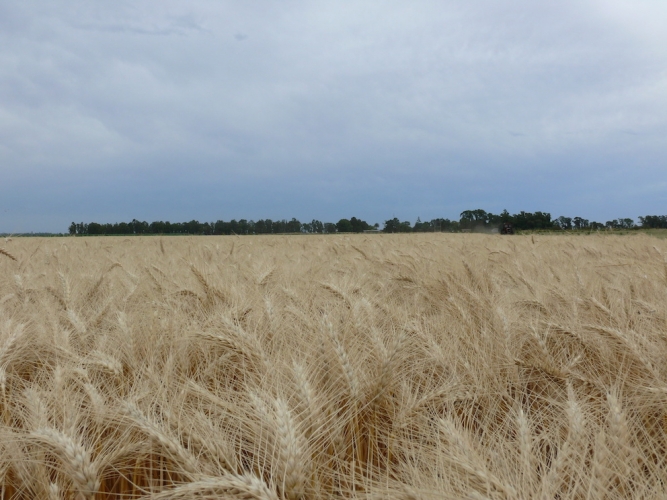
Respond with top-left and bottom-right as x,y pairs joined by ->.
501,223 -> 514,235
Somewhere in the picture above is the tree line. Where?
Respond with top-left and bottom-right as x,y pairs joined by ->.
68,217 -> 377,236
67,211 -> 667,236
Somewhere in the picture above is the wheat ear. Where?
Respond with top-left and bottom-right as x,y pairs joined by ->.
0,366 -> 6,399
0,320 -> 24,363
273,398 -> 308,500
0,248 -> 17,262
606,391 -> 636,494
516,408 -> 536,491
160,406 -> 238,474
122,402 -> 199,479
326,322 -> 360,402
587,431 -> 611,499
540,382 -> 586,497
32,427 -> 100,500
439,418 -> 517,498
48,482 -> 62,500
292,362 -> 322,435
58,272 -> 70,309
84,351 -> 123,376
147,473 -> 279,499
371,327 -> 406,405
23,387 -> 48,429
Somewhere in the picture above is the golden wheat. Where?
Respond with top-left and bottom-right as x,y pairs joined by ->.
0,233 -> 666,498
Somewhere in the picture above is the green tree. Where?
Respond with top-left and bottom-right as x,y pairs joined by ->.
573,217 -> 589,230
512,211 -> 553,230
621,218 -> 635,229
499,209 -> 512,222
459,209 -> 489,230
383,218 -> 401,233
336,219 -> 353,233
639,215 -> 667,228
185,220 -> 202,234
349,217 -> 370,233
286,218 -> 302,233
87,222 -> 102,235
412,217 -> 427,232
556,216 -> 572,230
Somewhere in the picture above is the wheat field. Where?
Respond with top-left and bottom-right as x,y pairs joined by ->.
0,233 -> 666,499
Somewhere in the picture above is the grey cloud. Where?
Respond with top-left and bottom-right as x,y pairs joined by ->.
73,13 -> 206,37
1,0 -> 667,232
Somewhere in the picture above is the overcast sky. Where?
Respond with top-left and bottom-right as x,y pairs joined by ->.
1,0 -> 666,232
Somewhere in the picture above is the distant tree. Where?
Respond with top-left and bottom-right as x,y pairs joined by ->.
286,218 -> 301,233
460,209 -> 488,222
184,220 -> 202,234
512,211 -> 553,230
572,217 -> 589,230
150,221 -> 165,234
336,219 -> 353,233
238,219 -> 249,234
556,216 -> 573,230
87,222 -> 102,235
69,222 -> 77,236
382,219 -> 411,232
638,215 -> 667,228
460,209 -> 488,230
129,219 -> 148,234
323,222 -> 337,233
605,218 -> 634,230
252,220 -> 265,234
499,209 -> 512,223
621,218 -> 635,229
349,217 -> 371,233
412,217 -> 430,232
383,218 -> 401,233
429,218 -> 459,232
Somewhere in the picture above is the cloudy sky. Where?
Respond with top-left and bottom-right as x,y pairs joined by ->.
1,0 -> 666,232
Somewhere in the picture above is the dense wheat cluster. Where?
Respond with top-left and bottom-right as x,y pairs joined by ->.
1,233 -> 666,499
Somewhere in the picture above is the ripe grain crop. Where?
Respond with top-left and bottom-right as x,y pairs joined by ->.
0,233 -> 666,499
